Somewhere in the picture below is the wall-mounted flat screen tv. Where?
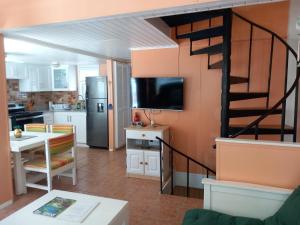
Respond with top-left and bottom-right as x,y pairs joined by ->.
131,77 -> 184,110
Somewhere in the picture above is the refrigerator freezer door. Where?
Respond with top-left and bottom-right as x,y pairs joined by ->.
86,76 -> 107,99
86,99 -> 108,148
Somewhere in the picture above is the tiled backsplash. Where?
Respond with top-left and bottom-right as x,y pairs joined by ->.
7,79 -> 78,110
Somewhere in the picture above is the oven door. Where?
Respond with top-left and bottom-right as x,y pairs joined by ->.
12,114 -> 44,130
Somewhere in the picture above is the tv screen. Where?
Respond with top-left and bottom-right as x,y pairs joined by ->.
131,77 -> 184,110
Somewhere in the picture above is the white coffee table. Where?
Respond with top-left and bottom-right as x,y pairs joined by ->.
0,190 -> 129,225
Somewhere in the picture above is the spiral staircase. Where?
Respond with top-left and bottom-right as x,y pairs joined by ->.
156,8 -> 300,197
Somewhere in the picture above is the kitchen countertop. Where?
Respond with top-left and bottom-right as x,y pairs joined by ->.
50,109 -> 86,113
30,109 -> 86,113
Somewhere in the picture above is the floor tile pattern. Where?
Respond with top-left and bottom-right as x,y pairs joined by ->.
0,148 -> 202,225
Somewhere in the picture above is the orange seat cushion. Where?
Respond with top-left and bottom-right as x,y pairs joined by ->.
24,156 -> 74,170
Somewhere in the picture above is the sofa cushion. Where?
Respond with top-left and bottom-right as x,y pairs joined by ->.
182,209 -> 264,225
264,186 -> 300,225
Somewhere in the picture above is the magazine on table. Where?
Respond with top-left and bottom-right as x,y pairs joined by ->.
33,197 -> 76,218
34,196 -> 100,223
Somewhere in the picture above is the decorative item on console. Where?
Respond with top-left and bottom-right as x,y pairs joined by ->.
132,112 -> 143,127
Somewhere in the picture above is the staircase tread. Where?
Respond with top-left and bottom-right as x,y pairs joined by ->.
229,107 -> 282,110
161,9 -> 229,27
229,92 -> 269,101
209,60 -> 223,69
230,76 -> 249,84
228,107 -> 283,118
191,43 -> 223,56
230,92 -> 268,94
230,124 -> 293,129
177,26 -> 224,40
230,76 -> 248,78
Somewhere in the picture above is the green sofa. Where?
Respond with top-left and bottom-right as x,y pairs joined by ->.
182,186 -> 300,225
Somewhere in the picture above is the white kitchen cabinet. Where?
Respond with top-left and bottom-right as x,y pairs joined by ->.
126,149 -> 144,175
43,112 -> 54,125
38,66 -> 52,91
125,126 -> 170,180
8,117 -> 12,131
144,151 -> 160,177
53,112 -> 69,124
19,64 -> 76,92
53,111 -> 86,144
6,62 -> 27,79
69,112 -> 87,144
52,65 -> 77,91
19,64 -> 52,92
126,149 -> 161,177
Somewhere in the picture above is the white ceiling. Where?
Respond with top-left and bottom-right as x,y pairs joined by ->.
4,38 -> 107,65
2,0 -> 283,64
4,16 -> 177,64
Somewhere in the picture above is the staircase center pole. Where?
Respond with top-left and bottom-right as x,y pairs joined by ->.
220,9 -> 232,137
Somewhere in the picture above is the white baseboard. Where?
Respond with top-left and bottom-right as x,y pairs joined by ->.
0,200 -> 13,210
174,171 -> 216,189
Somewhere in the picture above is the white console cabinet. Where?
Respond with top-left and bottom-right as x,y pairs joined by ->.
125,126 -> 170,182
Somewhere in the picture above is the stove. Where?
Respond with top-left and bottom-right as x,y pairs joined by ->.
8,103 -> 44,130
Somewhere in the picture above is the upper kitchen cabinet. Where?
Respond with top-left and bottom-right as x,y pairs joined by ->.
19,64 -> 77,92
19,64 -> 52,92
52,65 -> 77,91
5,62 -> 27,79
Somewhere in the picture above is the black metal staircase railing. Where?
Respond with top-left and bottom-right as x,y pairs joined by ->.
163,9 -> 299,141
156,137 -> 216,197
159,8 -> 300,198
230,65 -> 300,139
229,12 -> 300,141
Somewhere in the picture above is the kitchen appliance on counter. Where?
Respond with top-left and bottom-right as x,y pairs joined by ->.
8,103 -> 44,130
50,103 -> 72,111
86,77 -> 108,149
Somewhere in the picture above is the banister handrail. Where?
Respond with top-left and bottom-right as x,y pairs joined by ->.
233,12 -> 298,59
156,136 -> 216,174
229,13 -> 300,138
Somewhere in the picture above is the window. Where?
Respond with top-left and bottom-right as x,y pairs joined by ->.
78,65 -> 100,99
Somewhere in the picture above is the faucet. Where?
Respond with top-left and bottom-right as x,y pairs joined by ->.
78,95 -> 85,101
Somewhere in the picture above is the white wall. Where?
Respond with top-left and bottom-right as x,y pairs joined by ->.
285,0 -> 300,140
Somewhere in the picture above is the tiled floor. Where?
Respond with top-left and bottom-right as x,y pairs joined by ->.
0,147 -> 202,224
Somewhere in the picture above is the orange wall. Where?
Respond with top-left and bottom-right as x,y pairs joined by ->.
0,34 -> 13,205
106,60 -> 115,151
131,1 -> 289,171
216,139 -> 300,189
0,0 -> 220,29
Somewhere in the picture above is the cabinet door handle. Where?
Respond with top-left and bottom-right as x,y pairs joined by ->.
144,162 -> 148,165
139,162 -> 143,165
142,134 -> 146,137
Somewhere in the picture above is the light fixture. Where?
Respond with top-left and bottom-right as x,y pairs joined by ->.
51,61 -> 61,67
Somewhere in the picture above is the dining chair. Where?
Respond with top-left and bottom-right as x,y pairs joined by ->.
24,123 -> 48,132
23,133 -> 77,192
50,124 -> 75,134
23,123 -> 48,158
50,124 -> 76,144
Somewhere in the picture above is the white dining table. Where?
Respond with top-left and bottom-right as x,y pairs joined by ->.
10,131 -> 65,195
0,190 -> 129,225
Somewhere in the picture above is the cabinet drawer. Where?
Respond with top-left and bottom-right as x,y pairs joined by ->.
126,130 -> 162,140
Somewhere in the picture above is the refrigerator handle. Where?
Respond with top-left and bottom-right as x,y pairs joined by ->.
97,103 -> 104,113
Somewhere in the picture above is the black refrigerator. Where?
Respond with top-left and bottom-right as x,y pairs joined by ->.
86,76 -> 108,148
